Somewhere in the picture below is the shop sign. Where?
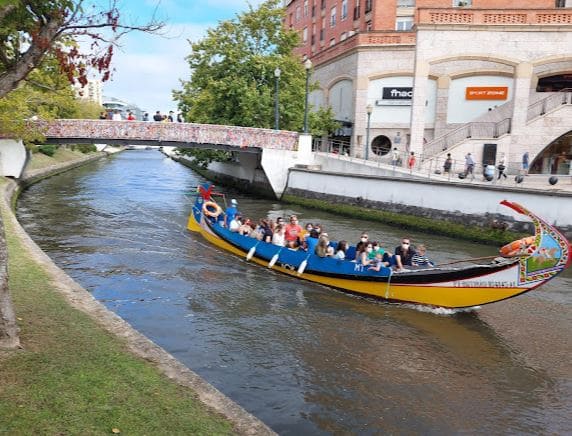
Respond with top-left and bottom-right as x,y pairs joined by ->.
378,87 -> 413,105
465,86 -> 508,100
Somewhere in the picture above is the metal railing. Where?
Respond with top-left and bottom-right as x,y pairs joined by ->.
423,118 -> 511,159
312,137 -> 353,155
526,89 -> 572,122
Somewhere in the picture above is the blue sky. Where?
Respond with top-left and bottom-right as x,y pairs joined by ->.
101,0 -> 263,114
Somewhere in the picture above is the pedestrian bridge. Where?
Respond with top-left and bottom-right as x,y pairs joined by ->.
1,119 -> 311,198
36,119 -> 300,152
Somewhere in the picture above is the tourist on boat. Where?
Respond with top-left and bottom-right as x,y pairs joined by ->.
334,241 -> 348,260
369,242 -> 385,260
284,215 -> 303,248
357,242 -> 374,266
354,233 -> 369,260
368,252 -> 390,272
305,229 -> 320,254
315,234 -> 333,257
229,214 -> 242,232
394,238 -> 416,269
314,223 -> 323,235
224,199 -> 239,228
272,224 -> 286,246
258,219 -> 273,243
411,244 -> 434,267
238,218 -> 254,236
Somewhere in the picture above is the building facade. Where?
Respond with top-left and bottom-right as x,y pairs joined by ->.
286,0 -> 572,174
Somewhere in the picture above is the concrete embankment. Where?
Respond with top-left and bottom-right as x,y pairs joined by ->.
284,168 -> 572,239
1,150 -> 274,435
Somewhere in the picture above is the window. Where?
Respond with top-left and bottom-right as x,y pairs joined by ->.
453,0 -> 472,6
341,0 -> 348,20
303,27 -> 308,43
330,38 -> 336,47
304,0 -> 309,16
555,0 -> 566,7
330,6 -> 337,27
321,0 -> 326,10
366,20 -> 372,31
340,32 -> 347,41
365,0 -> 372,13
396,17 -> 414,31
354,3 -> 360,19
296,6 -> 301,21
397,0 -> 415,6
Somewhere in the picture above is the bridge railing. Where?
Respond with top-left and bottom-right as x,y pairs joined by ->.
30,119 -> 300,151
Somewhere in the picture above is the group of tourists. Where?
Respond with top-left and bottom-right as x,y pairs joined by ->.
440,151 -> 530,180
221,199 -> 434,272
99,109 -> 184,122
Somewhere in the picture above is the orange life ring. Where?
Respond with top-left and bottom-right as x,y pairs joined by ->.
499,236 -> 536,257
202,201 -> 222,218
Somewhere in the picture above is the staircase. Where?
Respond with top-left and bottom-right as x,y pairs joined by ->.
422,90 -> 572,160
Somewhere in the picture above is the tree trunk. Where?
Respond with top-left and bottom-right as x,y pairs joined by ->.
0,215 -> 19,349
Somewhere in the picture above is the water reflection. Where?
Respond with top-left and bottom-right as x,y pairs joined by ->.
17,150 -> 572,434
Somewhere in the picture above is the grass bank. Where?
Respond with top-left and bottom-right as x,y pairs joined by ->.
25,147 -> 96,172
0,152 -> 238,433
282,194 -> 525,246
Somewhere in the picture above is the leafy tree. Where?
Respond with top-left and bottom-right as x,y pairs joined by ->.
309,106 -> 341,137
0,56 -> 103,143
174,0 -> 312,132
0,0 -> 163,98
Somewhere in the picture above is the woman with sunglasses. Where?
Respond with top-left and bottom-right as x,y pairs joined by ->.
394,238 -> 416,271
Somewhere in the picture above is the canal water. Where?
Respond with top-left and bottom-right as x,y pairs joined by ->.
17,150 -> 572,434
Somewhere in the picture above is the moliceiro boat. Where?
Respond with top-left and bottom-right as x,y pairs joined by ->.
187,188 -> 571,309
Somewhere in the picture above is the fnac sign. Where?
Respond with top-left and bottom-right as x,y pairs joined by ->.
465,86 -> 508,100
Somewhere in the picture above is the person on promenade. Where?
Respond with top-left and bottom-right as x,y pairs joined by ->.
177,113 -> 184,123
127,111 -> 135,121
497,153 -> 507,180
407,152 -> 416,172
391,148 -> 399,166
484,162 -> 495,181
224,198 -> 239,228
112,109 -> 122,121
464,153 -> 475,180
168,111 -> 175,122
99,111 -> 107,120
522,152 -> 529,175
142,112 -> 149,121
443,153 -> 452,174
153,111 -> 163,121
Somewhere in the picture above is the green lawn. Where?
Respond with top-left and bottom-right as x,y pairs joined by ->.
0,190 -> 232,434
25,147 -> 97,171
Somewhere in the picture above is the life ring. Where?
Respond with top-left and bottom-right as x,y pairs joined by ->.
499,236 -> 536,257
202,201 -> 222,218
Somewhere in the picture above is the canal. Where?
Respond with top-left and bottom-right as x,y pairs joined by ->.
16,150 -> 572,434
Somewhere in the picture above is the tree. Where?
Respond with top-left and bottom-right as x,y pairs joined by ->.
174,0 -> 311,132
0,55 -> 103,143
0,0 -> 163,98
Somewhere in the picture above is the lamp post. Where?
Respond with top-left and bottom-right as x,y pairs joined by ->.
274,67 -> 281,130
365,104 -> 373,160
303,58 -> 312,134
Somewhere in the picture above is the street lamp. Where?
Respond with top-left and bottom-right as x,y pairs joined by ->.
274,67 -> 281,130
365,104 -> 373,160
303,58 -> 312,134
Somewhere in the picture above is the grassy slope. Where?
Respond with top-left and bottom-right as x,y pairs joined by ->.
25,148 -> 94,171
0,179 -> 232,433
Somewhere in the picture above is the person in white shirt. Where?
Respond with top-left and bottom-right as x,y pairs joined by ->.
272,224 -> 286,246
229,214 -> 242,232
111,110 -> 122,121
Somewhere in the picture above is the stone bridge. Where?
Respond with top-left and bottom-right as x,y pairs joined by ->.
0,119 -> 311,198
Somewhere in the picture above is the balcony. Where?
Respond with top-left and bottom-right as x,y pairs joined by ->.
417,8 -> 572,25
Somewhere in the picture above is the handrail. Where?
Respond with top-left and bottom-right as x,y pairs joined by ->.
422,118 -> 511,159
527,89 -> 572,121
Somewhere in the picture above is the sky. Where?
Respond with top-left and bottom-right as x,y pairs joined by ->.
100,0 -> 263,114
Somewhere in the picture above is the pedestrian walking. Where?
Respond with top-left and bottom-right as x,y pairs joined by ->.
497,153 -> 507,180
464,153 -> 475,180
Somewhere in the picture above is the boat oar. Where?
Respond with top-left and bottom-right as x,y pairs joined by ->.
435,254 -> 525,267
246,241 -> 261,261
297,253 -> 313,276
268,247 -> 284,268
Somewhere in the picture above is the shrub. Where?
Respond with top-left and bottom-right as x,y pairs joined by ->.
73,144 -> 97,153
38,144 -> 57,156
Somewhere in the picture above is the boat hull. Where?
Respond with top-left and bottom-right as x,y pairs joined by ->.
187,195 -> 570,309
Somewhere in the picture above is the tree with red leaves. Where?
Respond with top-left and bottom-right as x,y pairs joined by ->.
0,0 -> 163,98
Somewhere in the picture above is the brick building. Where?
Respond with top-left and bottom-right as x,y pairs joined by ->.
285,0 -> 572,174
